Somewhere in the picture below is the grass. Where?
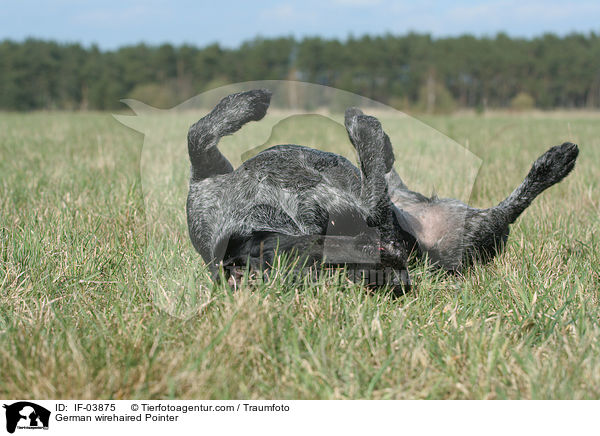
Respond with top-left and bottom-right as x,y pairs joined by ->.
0,109 -> 599,399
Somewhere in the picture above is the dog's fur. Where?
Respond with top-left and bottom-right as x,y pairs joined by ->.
186,89 -> 579,293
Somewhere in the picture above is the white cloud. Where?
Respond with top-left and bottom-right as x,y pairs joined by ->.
259,3 -> 318,25
260,4 -> 296,20
331,0 -> 381,6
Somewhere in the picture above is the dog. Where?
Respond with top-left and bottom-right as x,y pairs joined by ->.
186,89 -> 579,294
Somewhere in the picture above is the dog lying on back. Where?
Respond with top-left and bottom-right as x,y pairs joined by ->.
186,89 -> 579,294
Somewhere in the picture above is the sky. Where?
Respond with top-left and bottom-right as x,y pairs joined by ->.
1,0 -> 599,49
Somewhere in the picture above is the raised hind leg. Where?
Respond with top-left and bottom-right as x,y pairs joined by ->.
187,89 -> 272,181
186,89 -> 272,268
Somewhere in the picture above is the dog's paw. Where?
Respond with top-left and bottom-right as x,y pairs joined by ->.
345,107 -> 395,172
189,89 -> 272,146
528,142 -> 579,187
213,89 -> 272,131
346,114 -> 386,157
344,106 -> 364,130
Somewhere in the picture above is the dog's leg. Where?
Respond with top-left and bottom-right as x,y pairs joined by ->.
344,107 -> 428,207
187,89 -> 272,180
343,111 -> 393,227
495,142 -> 579,223
342,111 -> 416,285
345,107 -> 407,188
186,89 -> 271,269
344,109 -> 417,245
456,142 -> 579,266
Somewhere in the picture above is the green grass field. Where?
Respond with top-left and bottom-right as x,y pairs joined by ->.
1,110 -> 599,399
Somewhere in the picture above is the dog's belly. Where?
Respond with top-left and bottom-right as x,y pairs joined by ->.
234,144 -> 368,234
243,180 -> 370,236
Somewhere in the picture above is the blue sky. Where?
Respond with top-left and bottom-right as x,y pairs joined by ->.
1,0 -> 599,49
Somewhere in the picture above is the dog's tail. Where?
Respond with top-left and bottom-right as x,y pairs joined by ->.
188,89 -> 272,180
493,142 -> 579,224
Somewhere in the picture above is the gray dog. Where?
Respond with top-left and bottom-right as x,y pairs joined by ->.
186,89 -> 579,294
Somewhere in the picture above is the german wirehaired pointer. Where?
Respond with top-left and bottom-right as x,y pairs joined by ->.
186,89 -> 579,294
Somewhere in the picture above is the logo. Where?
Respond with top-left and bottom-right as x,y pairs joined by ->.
115,80 -> 481,317
3,402 -> 50,434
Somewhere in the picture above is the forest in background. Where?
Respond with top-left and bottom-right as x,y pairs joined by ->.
1,32 -> 600,112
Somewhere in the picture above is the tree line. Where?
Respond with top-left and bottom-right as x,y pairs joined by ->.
1,33 -> 599,111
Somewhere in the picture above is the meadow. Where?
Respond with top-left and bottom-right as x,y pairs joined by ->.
0,108 -> 599,399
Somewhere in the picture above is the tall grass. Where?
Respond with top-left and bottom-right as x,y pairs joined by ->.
0,110 -> 598,399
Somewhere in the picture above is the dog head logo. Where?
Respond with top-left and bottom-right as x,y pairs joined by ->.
115,81 -> 481,313
3,402 -> 50,433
